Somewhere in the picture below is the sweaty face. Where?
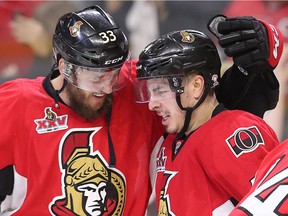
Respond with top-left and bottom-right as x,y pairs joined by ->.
147,78 -> 186,134
66,82 -> 112,121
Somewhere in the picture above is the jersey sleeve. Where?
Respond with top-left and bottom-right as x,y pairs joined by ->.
0,80 -> 25,202
198,111 -> 279,203
0,81 -> 24,168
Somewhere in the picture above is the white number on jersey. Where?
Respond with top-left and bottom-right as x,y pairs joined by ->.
238,158 -> 288,215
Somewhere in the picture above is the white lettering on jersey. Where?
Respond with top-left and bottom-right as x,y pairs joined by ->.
238,158 -> 288,215
0,166 -> 27,215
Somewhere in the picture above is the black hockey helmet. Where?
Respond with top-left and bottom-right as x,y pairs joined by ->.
135,30 -> 222,138
135,30 -> 221,102
52,5 -> 131,92
135,30 -> 222,140
136,29 -> 221,86
53,5 -> 129,68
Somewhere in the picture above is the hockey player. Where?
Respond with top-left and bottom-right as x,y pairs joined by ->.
229,138 -> 288,215
0,5 -> 164,215
135,16 -> 283,215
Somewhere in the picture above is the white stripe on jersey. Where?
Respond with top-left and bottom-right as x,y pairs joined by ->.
1,166 -> 27,215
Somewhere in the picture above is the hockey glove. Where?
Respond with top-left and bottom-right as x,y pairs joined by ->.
207,14 -> 283,118
208,14 -> 283,70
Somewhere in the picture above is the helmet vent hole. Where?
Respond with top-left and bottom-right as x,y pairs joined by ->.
160,59 -> 171,67
157,44 -> 165,50
149,59 -> 171,72
81,55 -> 100,66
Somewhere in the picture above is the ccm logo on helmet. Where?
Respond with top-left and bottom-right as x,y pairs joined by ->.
105,56 -> 123,65
226,126 -> 264,158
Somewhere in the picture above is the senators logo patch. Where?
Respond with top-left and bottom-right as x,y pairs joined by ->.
34,107 -> 68,134
226,126 -> 264,158
49,128 -> 126,216
180,30 -> 195,43
69,21 -> 83,37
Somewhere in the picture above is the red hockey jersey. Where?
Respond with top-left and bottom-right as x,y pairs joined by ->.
155,107 -> 279,215
229,139 -> 288,216
0,62 -> 164,215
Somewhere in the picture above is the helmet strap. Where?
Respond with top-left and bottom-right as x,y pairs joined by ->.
175,87 -> 209,138
54,79 -> 68,108
47,68 -> 68,108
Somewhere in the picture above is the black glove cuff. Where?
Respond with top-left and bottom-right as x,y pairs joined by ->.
216,62 -> 279,118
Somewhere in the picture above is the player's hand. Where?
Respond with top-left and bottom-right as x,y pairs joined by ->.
208,14 -> 283,70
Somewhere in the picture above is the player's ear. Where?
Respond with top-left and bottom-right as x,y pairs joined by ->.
58,58 -> 66,75
191,75 -> 205,99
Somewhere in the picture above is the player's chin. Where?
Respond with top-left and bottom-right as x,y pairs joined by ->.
90,94 -> 112,112
89,99 -> 106,111
165,125 -> 178,134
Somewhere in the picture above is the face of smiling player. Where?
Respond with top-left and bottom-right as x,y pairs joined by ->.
56,58 -> 117,120
65,82 -> 113,121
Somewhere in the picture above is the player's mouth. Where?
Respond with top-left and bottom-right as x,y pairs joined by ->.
93,92 -> 105,98
157,112 -> 170,124
162,115 -> 169,121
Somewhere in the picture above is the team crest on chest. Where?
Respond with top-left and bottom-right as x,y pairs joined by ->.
156,147 -> 177,215
158,171 -> 177,216
49,128 -> 126,216
34,107 -> 68,134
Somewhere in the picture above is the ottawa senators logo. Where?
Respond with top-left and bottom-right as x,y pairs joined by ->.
226,126 -> 264,158
69,21 -> 83,37
158,171 -> 177,216
180,30 -> 195,43
49,128 -> 126,216
34,107 -> 68,134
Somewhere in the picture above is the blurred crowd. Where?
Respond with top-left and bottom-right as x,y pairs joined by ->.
1,0 -> 288,140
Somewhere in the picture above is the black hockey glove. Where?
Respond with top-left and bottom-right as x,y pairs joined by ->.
207,15 -> 284,118
208,14 -> 283,71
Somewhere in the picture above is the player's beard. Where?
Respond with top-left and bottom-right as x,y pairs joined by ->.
66,83 -> 113,121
